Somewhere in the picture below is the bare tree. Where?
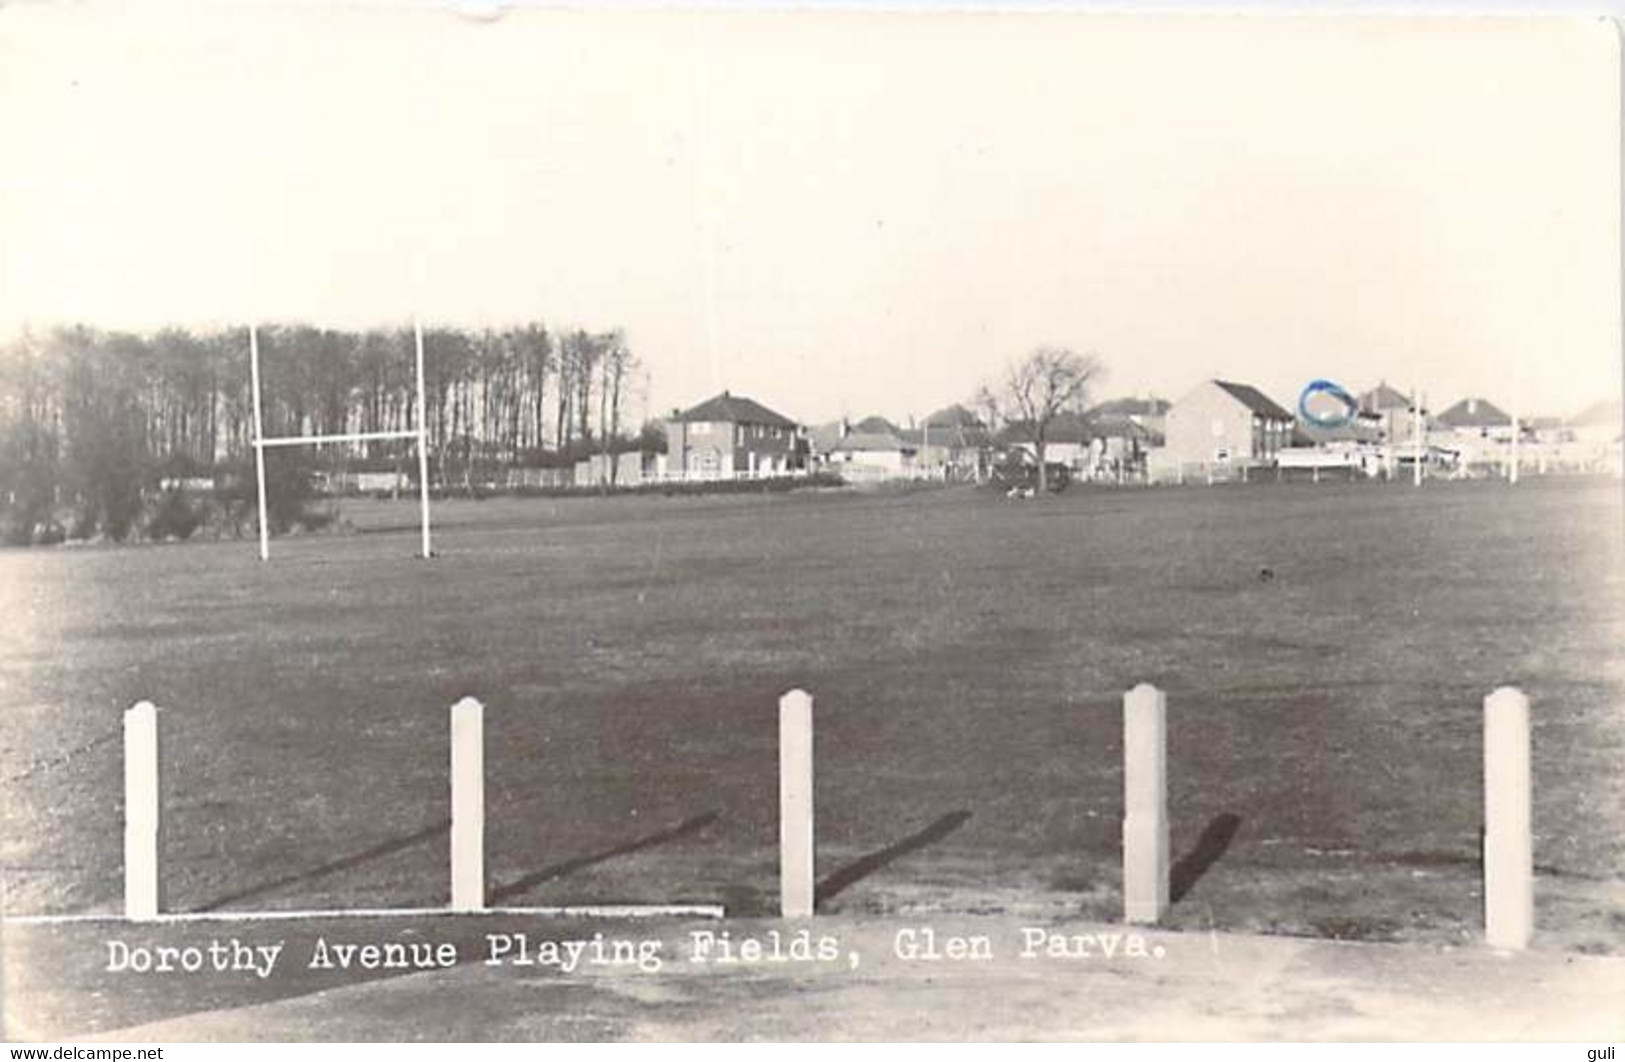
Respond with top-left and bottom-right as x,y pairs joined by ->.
981,346 -> 1105,494
601,336 -> 637,485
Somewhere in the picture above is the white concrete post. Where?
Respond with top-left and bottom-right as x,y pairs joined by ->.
1123,683 -> 1169,924
1413,387 -> 1424,487
124,701 -> 161,921
1484,687 -> 1532,950
450,697 -> 485,912
779,689 -> 815,918
1509,416 -> 1521,484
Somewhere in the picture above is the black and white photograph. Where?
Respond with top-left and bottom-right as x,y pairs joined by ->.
1,1 -> 1622,1044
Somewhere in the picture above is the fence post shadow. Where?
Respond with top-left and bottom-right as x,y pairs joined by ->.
489,811 -> 719,904
1169,812 -> 1242,904
194,818 -> 452,913
815,810 -> 973,906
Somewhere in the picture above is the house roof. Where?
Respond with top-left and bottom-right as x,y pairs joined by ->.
852,415 -> 902,436
831,431 -> 913,453
1436,397 -> 1511,429
923,403 -> 985,429
995,411 -> 1155,446
1212,380 -> 1294,421
996,412 -> 1090,445
897,423 -> 992,449
1087,413 -> 1155,440
670,391 -> 797,429
1358,382 -> 1412,413
1088,396 -> 1171,418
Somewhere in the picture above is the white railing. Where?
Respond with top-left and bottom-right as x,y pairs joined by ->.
94,682 -> 1535,951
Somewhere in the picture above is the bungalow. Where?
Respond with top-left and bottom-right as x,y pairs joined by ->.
995,411 -> 1092,469
1160,379 -> 1295,471
1436,397 -> 1514,439
1434,397 -> 1514,468
665,391 -> 801,477
826,431 -> 917,480
892,405 -> 992,479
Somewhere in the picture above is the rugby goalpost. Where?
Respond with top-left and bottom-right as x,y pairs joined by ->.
249,321 -> 434,560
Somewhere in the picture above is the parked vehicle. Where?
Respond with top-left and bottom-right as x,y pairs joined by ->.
988,453 -> 1071,493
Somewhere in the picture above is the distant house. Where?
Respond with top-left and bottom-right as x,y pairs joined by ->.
1358,382 -> 1426,446
852,415 -> 903,436
1161,379 -> 1295,470
1569,398 -> 1622,446
810,414 -> 906,459
896,404 -> 991,478
1358,381 -> 1412,416
1081,413 -> 1159,479
826,431 -> 917,478
1433,397 -> 1514,468
1086,395 -> 1171,438
665,391 -> 800,477
996,411 -> 1092,468
1524,415 -> 1567,444
1436,397 -> 1514,439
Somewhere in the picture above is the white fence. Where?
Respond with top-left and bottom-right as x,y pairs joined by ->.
93,681 -> 1537,950
769,680 -> 1535,949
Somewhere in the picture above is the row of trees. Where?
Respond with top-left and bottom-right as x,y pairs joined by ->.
0,322 -> 644,542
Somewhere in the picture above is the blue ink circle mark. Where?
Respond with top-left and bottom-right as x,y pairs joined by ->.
1298,379 -> 1358,429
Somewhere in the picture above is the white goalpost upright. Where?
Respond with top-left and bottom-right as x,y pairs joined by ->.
250,321 -> 434,560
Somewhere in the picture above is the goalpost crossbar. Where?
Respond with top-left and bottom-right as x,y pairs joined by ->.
254,429 -> 422,449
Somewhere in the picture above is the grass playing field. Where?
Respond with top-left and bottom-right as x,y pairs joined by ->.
3,477 -> 1622,953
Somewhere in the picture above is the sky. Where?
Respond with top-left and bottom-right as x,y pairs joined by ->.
0,3 -> 1620,426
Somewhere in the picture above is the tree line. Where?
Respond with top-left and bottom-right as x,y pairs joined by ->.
0,322 -> 645,543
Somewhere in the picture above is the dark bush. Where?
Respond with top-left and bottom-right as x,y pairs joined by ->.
298,505 -> 338,532
69,510 -> 98,541
0,513 -> 32,547
217,452 -> 315,535
146,491 -> 206,541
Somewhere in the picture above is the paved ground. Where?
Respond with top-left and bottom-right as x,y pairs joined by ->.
4,913 -> 1621,1041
